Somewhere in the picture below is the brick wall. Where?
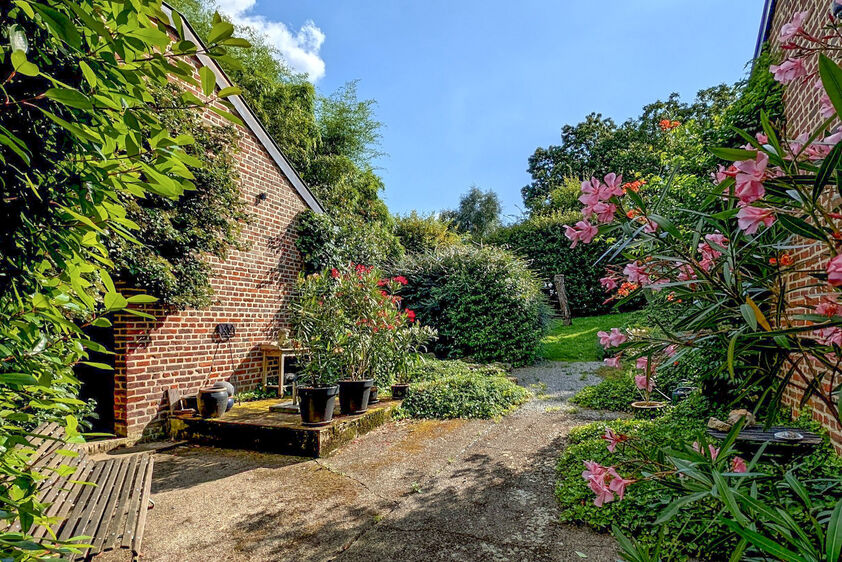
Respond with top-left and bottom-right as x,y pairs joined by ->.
111,56 -> 312,438
766,0 -> 842,451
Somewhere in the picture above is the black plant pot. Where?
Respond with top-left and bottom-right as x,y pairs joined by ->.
298,385 -> 339,426
390,383 -> 410,399
198,387 -> 229,418
338,379 -> 374,415
368,386 -> 380,404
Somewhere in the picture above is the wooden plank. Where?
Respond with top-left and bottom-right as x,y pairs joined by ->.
30,453 -> 92,540
35,461 -> 94,542
131,456 -> 154,555
66,457 -> 120,551
120,455 -> 149,549
90,457 -> 132,553
57,459 -> 108,541
100,454 -> 140,551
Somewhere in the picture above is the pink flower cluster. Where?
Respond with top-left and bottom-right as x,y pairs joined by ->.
565,173 -> 627,248
829,255 -> 842,287
698,233 -> 729,272
691,442 -> 748,473
582,461 -> 634,507
564,220 -> 598,248
597,328 -> 627,348
601,428 -> 628,453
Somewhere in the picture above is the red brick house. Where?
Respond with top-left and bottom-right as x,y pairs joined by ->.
757,0 -> 842,451
84,6 -> 324,439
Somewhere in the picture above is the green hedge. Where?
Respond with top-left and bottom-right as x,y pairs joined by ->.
397,245 -> 549,366
491,212 -> 619,316
406,358 -> 509,383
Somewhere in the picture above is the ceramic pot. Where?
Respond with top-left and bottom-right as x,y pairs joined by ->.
338,379 -> 374,415
212,380 -> 235,397
198,387 -> 229,418
390,383 -> 410,399
368,386 -> 380,404
298,385 -> 340,426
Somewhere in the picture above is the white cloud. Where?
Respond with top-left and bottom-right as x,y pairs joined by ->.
215,0 -> 326,81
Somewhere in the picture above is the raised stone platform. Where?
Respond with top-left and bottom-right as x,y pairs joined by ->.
169,398 -> 399,457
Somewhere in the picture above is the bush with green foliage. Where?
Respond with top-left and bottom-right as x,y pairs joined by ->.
109,84 -> 248,308
398,367 -> 528,419
397,245 -> 550,366
493,211 -> 619,315
0,1 -> 245,557
394,211 -> 462,255
295,210 -> 404,273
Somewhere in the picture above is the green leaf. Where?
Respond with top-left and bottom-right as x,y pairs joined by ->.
813,140 -> 842,202
30,3 -> 81,49
777,214 -> 827,241
217,86 -> 242,98
221,37 -> 251,48
79,61 -> 97,88
720,519 -> 808,562
8,23 -> 28,52
654,491 -> 708,524
44,88 -> 92,110
103,292 -> 128,311
0,373 -> 38,385
819,54 -> 842,119
126,294 -> 158,304
207,20 -> 235,44
710,147 -> 757,162
200,66 -> 216,97
827,499 -> 842,562
128,27 -> 171,49
10,50 -> 38,76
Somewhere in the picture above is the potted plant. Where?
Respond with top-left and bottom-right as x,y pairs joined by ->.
291,272 -> 343,426
630,355 -> 666,410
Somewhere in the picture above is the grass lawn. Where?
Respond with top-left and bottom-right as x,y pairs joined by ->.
539,312 -> 637,362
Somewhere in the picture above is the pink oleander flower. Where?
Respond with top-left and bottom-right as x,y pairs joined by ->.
779,10 -> 808,43
634,374 -> 655,393
600,276 -> 618,292
607,469 -> 635,500
827,255 -> 842,287
737,205 -> 776,235
603,356 -> 621,369
677,264 -> 697,282
770,57 -> 807,84
699,258 -> 714,272
592,201 -> 617,224
734,152 -> 768,204
564,220 -> 598,248
603,173 -> 624,197
602,428 -> 628,453
624,261 -> 650,285
597,328 -> 627,348
816,294 -> 840,317
708,445 -> 720,461
643,219 -> 658,234
705,233 -> 729,250
664,344 -> 678,357
756,133 -> 768,145
817,80 -> 835,119
582,460 -> 609,481
816,326 -> 842,347
713,164 -> 738,185
731,456 -> 748,473
635,356 -> 649,371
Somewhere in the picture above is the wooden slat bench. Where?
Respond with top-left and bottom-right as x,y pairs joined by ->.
15,423 -> 154,560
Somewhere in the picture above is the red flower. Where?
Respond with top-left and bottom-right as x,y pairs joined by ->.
405,309 -> 416,322
330,268 -> 340,278
392,276 -> 408,285
377,278 -> 389,286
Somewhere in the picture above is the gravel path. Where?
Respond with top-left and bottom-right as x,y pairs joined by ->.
98,362 -> 620,562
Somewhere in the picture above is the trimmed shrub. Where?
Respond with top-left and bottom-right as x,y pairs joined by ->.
399,372 -> 529,419
397,245 -> 550,366
394,211 -> 461,255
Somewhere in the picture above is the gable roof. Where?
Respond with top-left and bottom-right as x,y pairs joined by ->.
161,3 -> 324,214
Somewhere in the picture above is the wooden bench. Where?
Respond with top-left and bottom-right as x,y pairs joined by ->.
15,423 -> 154,560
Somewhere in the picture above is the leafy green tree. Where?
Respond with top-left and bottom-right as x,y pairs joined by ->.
443,186 -> 502,240
394,211 -> 461,255
0,1 -> 244,557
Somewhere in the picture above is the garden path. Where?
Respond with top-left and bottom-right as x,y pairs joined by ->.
97,362 -> 621,562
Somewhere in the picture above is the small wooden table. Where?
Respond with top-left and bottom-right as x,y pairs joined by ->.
260,344 -> 308,398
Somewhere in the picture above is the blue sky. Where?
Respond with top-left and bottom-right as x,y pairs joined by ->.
217,0 -> 766,220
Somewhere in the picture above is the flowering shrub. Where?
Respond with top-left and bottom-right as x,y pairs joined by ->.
559,6 -> 842,558
291,263 -> 435,386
